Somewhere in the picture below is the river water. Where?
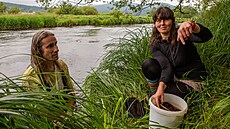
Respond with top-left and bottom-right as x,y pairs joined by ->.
0,24 -> 152,85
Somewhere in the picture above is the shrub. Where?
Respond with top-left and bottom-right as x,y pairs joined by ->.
57,1 -> 75,14
0,2 -> 6,13
109,10 -> 124,19
48,7 -> 60,14
71,8 -> 84,15
81,6 -> 98,15
8,7 -> 20,14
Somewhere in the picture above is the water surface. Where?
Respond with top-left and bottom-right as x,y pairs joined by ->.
0,24 -> 152,85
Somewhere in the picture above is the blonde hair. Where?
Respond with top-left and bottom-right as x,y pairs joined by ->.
31,30 -> 54,72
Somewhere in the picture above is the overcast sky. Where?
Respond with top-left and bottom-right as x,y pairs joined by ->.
0,0 -> 191,7
0,0 -> 38,6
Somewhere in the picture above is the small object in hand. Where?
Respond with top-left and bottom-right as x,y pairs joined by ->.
188,20 -> 196,29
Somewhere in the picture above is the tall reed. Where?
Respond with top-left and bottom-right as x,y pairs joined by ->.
182,0 -> 230,128
0,72 -> 111,128
0,15 -> 56,30
83,26 -> 156,128
1,1 -> 229,127
83,1 -> 230,127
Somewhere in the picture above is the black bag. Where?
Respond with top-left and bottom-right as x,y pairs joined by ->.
125,98 -> 146,118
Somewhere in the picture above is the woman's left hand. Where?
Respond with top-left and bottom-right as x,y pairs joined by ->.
177,21 -> 194,45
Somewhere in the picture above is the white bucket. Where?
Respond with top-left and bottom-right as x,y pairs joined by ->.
149,93 -> 188,129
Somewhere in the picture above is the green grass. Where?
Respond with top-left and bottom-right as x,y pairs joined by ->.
82,0 -> 230,128
0,13 -> 188,30
0,14 -> 56,30
0,13 -> 153,30
82,26 -> 155,128
0,72 -> 108,128
0,0 -> 229,128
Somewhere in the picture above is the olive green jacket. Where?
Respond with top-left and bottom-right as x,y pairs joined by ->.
22,59 -> 74,92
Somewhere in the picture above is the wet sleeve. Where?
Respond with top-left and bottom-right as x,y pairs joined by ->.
150,45 -> 173,86
189,23 -> 213,43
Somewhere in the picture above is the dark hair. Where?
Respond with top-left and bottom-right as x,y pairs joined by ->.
150,6 -> 177,46
142,58 -> 161,80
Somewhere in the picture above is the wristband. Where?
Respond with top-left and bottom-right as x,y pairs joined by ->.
188,20 -> 196,29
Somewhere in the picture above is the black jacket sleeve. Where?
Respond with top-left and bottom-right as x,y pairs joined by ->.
150,44 -> 173,86
189,23 -> 213,43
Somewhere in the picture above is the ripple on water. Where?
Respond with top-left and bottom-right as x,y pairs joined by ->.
19,31 -> 34,39
0,32 -> 17,43
88,40 -> 99,43
75,28 -> 101,37
0,35 -> 17,41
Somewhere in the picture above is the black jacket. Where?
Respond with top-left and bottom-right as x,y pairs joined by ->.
150,23 -> 213,85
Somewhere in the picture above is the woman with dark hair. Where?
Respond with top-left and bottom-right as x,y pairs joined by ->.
142,7 -> 213,107
22,30 -> 75,105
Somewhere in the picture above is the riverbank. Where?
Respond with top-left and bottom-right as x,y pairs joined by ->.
0,13 -> 150,30
0,13 -> 186,30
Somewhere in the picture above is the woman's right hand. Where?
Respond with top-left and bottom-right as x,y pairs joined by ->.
152,82 -> 166,107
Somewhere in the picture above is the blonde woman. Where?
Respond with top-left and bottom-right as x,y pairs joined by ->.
22,30 -> 75,105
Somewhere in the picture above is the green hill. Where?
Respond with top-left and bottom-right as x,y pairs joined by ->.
2,2 -> 45,12
93,3 -> 175,16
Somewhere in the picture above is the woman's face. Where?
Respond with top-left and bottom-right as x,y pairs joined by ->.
155,18 -> 172,35
41,35 -> 59,61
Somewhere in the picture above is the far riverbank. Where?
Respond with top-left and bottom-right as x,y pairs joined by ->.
0,13 -> 152,30
0,13 -> 187,30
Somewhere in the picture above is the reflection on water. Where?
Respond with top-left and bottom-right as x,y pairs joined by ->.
75,28 -> 101,37
0,24 -> 152,85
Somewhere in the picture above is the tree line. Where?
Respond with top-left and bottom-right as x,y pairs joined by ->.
0,1 -> 198,19
0,1 -> 99,15
48,1 -> 98,15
